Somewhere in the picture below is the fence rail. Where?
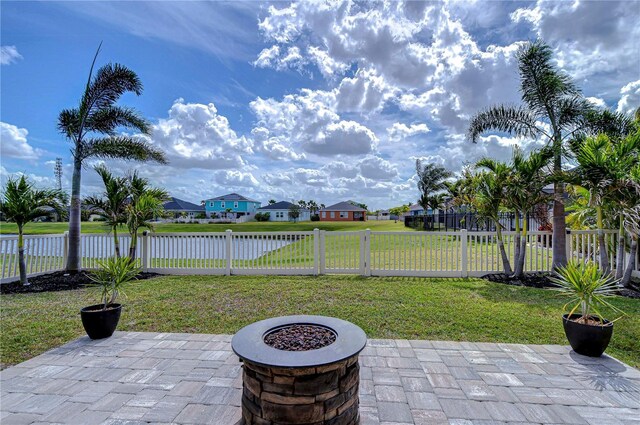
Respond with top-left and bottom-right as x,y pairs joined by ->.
1,229 -> 638,283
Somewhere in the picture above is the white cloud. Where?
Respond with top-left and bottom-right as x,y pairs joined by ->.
214,170 -> 259,187
617,80 -> 640,115
148,99 -> 252,170
387,122 -> 431,142
250,89 -> 377,158
0,122 -> 40,160
0,46 -> 22,65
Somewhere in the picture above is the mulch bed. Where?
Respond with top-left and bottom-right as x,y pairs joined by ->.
0,270 -> 161,295
482,272 -> 640,299
264,324 -> 337,351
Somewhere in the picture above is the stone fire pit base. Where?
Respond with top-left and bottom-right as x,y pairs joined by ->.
232,315 -> 367,425
242,356 -> 360,425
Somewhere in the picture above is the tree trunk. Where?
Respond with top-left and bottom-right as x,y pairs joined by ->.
514,214 -> 521,273
128,231 -> 137,262
552,184 -> 567,270
496,225 -> 513,275
18,227 -> 28,286
66,158 -> 82,272
621,236 -> 637,288
113,226 -> 120,258
615,215 -> 625,280
514,216 -> 527,278
596,206 -> 610,274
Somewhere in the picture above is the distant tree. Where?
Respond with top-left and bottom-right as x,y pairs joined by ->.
351,201 -> 368,211
307,200 -> 319,214
288,204 -> 301,222
0,176 -> 64,285
416,159 -> 452,217
320,203 -> 326,210
389,205 -> 410,216
298,200 -> 307,210
58,45 -> 166,272
83,165 -> 129,257
268,199 -> 276,205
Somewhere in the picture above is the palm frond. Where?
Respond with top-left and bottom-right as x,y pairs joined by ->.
86,106 -> 151,135
81,63 -> 144,114
82,136 -> 167,163
517,40 -> 579,115
468,105 -> 544,143
57,108 -> 81,139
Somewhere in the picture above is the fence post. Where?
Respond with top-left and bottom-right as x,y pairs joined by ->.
62,231 -> 69,269
313,228 -> 320,275
319,230 -> 326,275
141,231 -> 149,272
566,229 -> 572,262
460,229 -> 468,278
225,229 -> 233,276
364,229 -> 371,276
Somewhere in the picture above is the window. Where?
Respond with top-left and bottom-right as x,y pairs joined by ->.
276,211 -> 284,218
234,201 -> 239,208
330,212 -> 335,218
321,212 -> 326,218
209,202 -> 214,207
340,211 -> 348,218
221,201 -> 225,208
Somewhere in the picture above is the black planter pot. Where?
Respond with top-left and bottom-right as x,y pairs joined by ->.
562,313 -> 613,357
80,304 -> 122,339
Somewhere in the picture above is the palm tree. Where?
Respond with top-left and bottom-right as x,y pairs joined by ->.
0,176 -> 64,285
83,165 -> 130,257
468,40 -> 595,269
58,45 -> 166,273
473,160 -> 513,275
509,148 -> 552,277
126,172 -> 169,261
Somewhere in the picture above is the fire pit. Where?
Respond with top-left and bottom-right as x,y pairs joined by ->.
232,315 -> 367,425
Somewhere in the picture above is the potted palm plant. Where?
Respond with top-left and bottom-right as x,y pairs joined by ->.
81,256 -> 140,339
550,261 -> 624,357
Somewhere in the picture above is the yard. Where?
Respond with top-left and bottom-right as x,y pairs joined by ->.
0,220 -> 410,235
2,275 -> 639,370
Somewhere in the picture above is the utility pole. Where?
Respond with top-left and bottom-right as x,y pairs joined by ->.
54,158 -> 63,190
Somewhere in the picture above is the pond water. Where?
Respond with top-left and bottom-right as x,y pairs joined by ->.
1,235 -> 299,261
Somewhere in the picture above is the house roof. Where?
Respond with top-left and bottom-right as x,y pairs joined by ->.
163,197 -> 204,211
258,201 -> 309,211
205,193 -> 260,203
320,201 -> 367,212
409,204 -> 424,211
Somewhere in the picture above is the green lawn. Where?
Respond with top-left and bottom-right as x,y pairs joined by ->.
0,220 -> 410,235
1,275 -> 638,369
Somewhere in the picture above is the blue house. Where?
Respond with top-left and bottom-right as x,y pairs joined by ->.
203,193 -> 261,218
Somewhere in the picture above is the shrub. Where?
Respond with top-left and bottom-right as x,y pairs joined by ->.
255,212 -> 271,222
311,214 -> 320,221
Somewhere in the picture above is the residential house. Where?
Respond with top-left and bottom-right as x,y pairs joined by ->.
257,201 -> 311,222
203,193 -> 261,218
319,201 -> 367,222
408,204 -> 438,216
163,197 -> 205,219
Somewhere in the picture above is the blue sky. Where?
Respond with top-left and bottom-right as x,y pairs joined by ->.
1,1 -> 639,210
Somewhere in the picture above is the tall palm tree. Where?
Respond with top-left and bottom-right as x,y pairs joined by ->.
126,172 -> 169,261
468,40 -> 593,269
472,161 -> 513,274
509,148 -> 552,277
0,176 -> 64,285
58,45 -> 166,273
83,165 -> 130,257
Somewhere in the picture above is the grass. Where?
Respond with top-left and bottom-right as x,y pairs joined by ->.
1,275 -> 638,369
0,220 -> 410,235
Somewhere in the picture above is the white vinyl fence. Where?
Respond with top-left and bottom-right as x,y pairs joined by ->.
1,229 -> 638,283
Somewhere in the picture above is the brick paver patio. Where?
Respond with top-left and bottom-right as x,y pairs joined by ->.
1,332 -> 638,425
